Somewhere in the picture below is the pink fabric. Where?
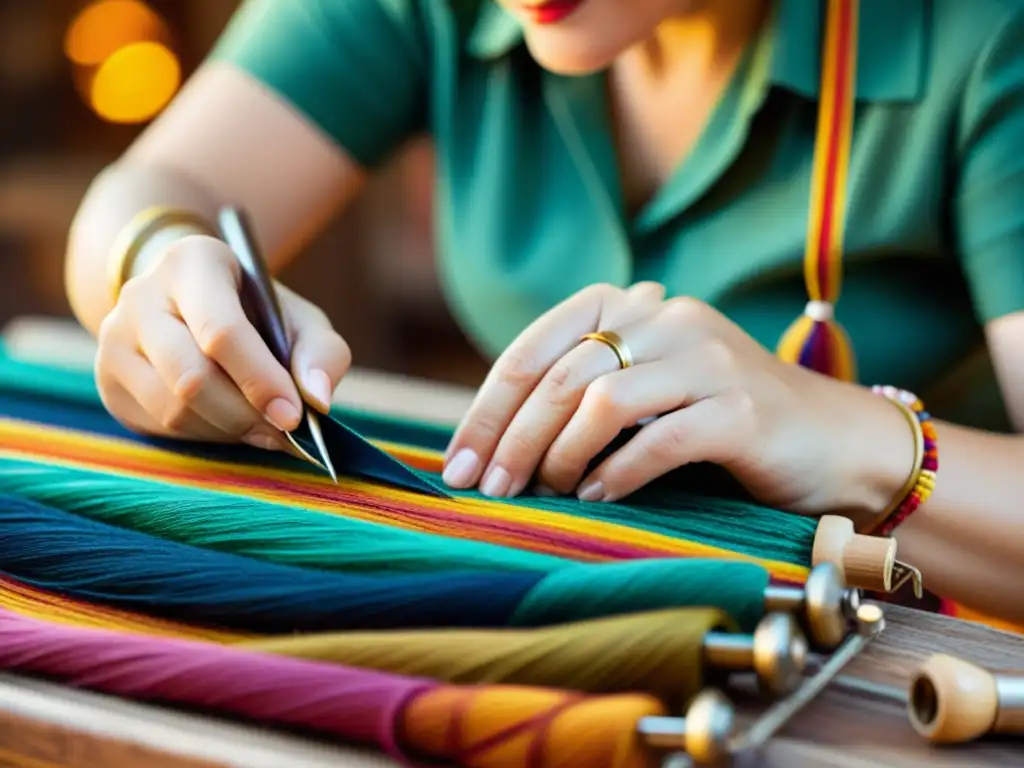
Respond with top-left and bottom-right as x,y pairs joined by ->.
0,607 -> 435,762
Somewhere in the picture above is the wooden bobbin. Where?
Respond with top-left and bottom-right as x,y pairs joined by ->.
811,516 -> 896,592
908,654 -> 1024,744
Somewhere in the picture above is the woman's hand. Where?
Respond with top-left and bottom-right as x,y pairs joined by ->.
95,235 -> 351,451
442,282 -> 910,518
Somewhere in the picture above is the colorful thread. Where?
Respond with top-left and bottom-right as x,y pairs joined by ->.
0,490 -> 772,632
0,571 -> 731,711
0,352 -> 816,583
0,604 -> 665,767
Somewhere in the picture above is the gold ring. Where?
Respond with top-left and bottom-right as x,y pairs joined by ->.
580,330 -> 633,370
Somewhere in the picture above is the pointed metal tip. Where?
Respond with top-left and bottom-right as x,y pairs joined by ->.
319,443 -> 338,484
305,411 -> 338,484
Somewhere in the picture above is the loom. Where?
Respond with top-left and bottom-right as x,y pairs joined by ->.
0,347 -> 897,765
0,567 -> 887,766
0,567 -> 811,705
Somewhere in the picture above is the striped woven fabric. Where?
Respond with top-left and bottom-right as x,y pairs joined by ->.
0,348 -> 823,766
0,349 -> 818,583
1,346 -> 1020,641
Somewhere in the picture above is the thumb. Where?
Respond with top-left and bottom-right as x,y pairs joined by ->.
281,289 -> 352,414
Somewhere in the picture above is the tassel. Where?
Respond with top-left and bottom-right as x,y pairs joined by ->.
777,300 -> 856,382
776,0 -> 859,383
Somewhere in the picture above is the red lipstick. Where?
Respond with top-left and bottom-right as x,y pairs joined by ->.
517,0 -> 584,24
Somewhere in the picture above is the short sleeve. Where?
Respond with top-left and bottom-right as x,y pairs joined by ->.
954,5 -> 1024,323
210,0 -> 429,169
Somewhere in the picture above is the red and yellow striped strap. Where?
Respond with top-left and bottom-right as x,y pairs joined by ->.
776,0 -> 860,380
805,0 -> 858,303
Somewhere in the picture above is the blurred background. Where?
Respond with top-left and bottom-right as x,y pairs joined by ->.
0,0 -> 490,386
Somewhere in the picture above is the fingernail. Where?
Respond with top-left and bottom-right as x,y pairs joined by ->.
533,485 -> 558,497
480,465 -> 512,498
265,398 -> 301,432
442,448 -> 480,488
306,369 -> 333,412
242,431 -> 283,452
577,479 -> 605,502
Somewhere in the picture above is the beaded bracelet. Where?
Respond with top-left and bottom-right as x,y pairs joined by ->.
870,385 -> 938,536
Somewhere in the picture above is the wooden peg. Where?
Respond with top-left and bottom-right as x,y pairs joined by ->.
908,653 -> 1024,744
812,516 -> 899,592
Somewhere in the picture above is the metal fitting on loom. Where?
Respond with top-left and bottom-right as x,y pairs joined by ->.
703,613 -> 808,697
636,613 -> 810,764
638,688 -> 736,765
812,516 -> 923,599
642,603 -> 888,766
762,562 -> 860,650
908,654 -> 1024,744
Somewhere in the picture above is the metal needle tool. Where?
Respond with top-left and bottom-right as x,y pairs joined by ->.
730,603 -> 887,758
218,206 -> 337,482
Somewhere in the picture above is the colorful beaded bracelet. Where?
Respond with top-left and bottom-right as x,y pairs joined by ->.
870,385 -> 938,537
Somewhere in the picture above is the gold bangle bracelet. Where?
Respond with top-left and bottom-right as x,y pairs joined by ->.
879,397 -> 925,520
107,206 -> 216,301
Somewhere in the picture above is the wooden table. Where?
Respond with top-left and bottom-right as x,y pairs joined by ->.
2,316 -> 1023,768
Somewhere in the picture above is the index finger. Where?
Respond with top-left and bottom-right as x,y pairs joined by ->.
442,284 -> 614,489
172,249 -> 303,432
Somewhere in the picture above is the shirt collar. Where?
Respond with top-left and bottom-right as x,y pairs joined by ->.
465,0 -> 927,103
464,2 -> 523,60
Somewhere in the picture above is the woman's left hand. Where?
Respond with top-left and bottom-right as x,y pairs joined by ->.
441,282 -> 908,518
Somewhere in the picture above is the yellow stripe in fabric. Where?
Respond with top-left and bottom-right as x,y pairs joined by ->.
0,577 -> 247,641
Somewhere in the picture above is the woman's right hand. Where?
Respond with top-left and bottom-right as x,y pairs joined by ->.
95,234 -> 351,451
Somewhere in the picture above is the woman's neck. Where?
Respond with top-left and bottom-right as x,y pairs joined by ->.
620,0 -> 770,87
606,0 -> 770,216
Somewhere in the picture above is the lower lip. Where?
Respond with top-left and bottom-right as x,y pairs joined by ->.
518,0 -> 584,24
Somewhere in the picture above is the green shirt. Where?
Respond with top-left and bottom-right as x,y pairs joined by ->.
212,0 -> 1024,429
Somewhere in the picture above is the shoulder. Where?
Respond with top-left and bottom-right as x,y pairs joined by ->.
931,0 -> 1024,27
368,0 -> 510,53
213,0 -> 496,58
927,0 -> 1024,72
207,0 -> 500,169
926,0 -> 1024,132
878,0 -> 1024,126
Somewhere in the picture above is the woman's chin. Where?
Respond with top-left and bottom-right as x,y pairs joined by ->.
522,35 -> 617,76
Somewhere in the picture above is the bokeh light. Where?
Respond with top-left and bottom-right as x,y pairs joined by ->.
90,42 -> 181,124
64,0 -> 163,66
64,0 -> 179,125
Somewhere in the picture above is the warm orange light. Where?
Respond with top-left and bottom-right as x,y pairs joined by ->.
89,41 -> 181,124
64,0 -> 166,67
